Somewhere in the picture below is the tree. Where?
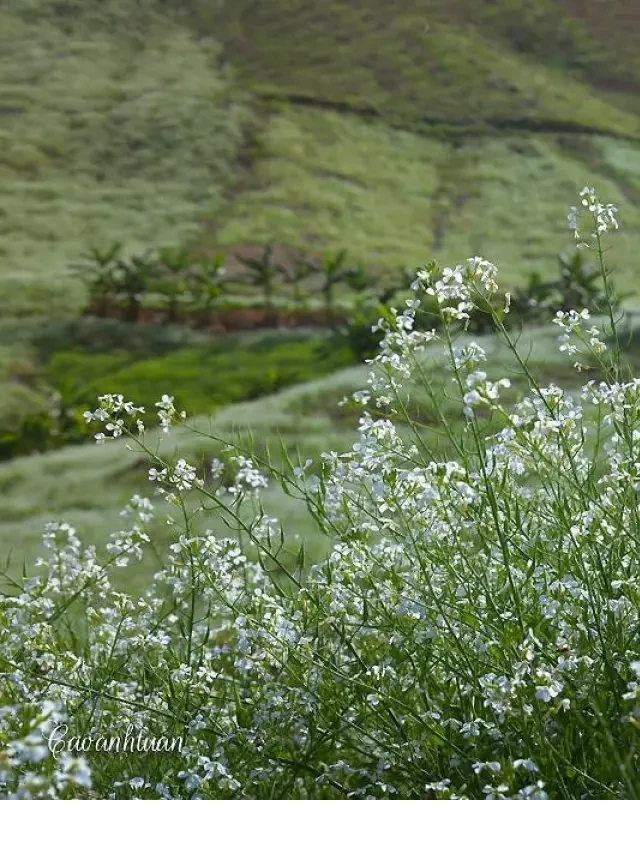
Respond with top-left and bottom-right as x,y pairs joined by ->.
73,242 -> 123,317
345,263 -> 380,298
313,249 -> 351,314
157,247 -> 193,323
115,251 -> 156,323
276,252 -> 315,308
188,251 -> 227,326
237,243 -> 280,309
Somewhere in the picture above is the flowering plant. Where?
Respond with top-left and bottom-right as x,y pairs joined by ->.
1,188 -> 638,799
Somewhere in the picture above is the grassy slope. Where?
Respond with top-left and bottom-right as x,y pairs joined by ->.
0,326 -> 602,590
210,0 -> 640,131
3,0 -> 639,320
205,0 -> 640,295
206,0 -> 640,295
0,0 -> 249,317
216,106 -> 640,296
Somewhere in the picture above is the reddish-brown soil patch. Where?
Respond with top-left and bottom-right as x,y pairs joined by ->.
86,303 -> 337,334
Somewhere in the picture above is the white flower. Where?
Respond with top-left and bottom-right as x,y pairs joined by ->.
569,187 -> 619,247
513,758 -> 539,773
155,394 -> 186,433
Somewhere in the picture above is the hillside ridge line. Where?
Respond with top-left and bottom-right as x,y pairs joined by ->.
258,92 -> 640,142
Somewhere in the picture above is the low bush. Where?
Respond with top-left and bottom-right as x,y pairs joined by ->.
0,331 -> 356,460
45,332 -> 355,417
1,188 -> 638,799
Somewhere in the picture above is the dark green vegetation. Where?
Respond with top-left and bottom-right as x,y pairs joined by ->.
0,322 -> 354,460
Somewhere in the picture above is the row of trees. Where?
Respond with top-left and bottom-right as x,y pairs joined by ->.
77,242 -> 395,324
76,244 -> 226,324
77,240 -> 609,329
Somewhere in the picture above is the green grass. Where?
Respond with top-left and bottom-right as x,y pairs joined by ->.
0,0 -> 250,318
0,323 -> 358,460
216,106 -> 640,298
0,325 -> 602,586
210,0 -> 640,132
46,329 -> 355,417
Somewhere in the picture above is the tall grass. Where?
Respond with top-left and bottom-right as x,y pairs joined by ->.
0,1 -> 249,318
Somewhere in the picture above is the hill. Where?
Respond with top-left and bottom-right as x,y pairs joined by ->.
2,0 -> 640,467
2,0 -> 640,318
210,0 -> 640,132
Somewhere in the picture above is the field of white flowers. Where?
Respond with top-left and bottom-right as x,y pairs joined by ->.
1,188 -> 639,800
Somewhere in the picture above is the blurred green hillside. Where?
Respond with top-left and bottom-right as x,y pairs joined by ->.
2,0 -> 640,318
211,0 -> 640,131
2,0 -> 640,571
1,0 -> 640,309
0,0 -> 251,317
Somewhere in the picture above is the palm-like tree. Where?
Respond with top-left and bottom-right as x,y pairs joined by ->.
237,243 -> 280,309
344,263 -> 381,308
73,242 -> 123,317
188,251 -> 227,326
276,252 -> 315,308
157,247 -> 193,323
313,249 -> 351,314
115,251 -> 156,323
158,246 -> 192,279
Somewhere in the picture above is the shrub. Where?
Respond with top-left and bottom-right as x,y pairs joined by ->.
0,402 -> 89,462
34,317 -> 210,359
0,329 -> 355,461
332,311 -> 385,362
1,188 -> 639,799
187,252 -> 227,326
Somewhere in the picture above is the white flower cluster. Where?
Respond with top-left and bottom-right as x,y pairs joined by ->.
155,394 -> 186,434
149,458 -> 202,492
553,308 -> 606,358
568,186 -> 619,248
84,394 -> 187,444
227,456 -> 269,496
0,702 -> 92,799
462,370 -> 511,418
415,256 -> 499,322
453,341 -> 487,370
84,394 -> 145,443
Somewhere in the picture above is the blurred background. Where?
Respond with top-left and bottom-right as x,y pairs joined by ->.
2,0 -> 640,576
